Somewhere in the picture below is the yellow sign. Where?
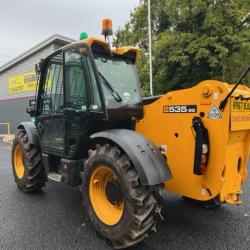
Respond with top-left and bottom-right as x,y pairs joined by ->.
232,100 -> 250,112
8,72 -> 37,93
231,99 -> 250,131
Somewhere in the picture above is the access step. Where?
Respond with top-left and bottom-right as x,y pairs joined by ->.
47,172 -> 63,182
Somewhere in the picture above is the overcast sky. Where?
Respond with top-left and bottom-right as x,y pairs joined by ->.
0,0 -> 140,66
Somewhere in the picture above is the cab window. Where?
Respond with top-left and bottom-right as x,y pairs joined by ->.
65,47 -> 102,112
41,51 -> 64,114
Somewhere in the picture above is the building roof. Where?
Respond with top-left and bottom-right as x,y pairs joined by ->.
0,34 -> 75,73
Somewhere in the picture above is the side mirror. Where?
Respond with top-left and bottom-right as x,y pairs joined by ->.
26,107 -> 36,116
26,99 -> 37,116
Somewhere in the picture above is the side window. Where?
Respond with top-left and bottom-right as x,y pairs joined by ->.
41,52 -> 63,114
65,47 -> 102,111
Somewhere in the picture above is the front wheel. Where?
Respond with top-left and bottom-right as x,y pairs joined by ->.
82,144 -> 161,249
12,129 -> 46,192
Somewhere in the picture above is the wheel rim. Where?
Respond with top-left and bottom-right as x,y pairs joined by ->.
89,166 -> 124,225
14,144 -> 25,179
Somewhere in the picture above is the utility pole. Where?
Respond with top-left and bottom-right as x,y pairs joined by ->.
148,0 -> 153,96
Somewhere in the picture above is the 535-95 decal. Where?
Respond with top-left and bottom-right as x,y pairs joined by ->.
163,105 -> 197,113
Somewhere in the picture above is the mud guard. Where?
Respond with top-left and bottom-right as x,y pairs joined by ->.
17,122 -> 39,146
90,129 -> 172,186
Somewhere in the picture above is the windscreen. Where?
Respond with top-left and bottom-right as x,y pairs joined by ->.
94,54 -> 142,109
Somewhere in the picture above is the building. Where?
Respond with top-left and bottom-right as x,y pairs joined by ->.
0,34 -> 74,134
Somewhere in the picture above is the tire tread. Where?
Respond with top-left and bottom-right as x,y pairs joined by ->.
12,129 -> 46,192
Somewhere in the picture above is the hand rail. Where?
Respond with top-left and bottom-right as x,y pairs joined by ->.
0,123 -> 10,135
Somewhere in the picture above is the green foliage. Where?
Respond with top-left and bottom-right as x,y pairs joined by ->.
115,0 -> 250,96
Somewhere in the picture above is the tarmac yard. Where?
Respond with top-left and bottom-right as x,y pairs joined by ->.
0,139 -> 250,250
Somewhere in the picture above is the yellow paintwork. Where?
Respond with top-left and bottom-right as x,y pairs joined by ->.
64,37 -> 109,50
83,37 -> 110,50
136,81 -> 250,204
62,37 -> 139,62
89,166 -> 124,225
14,144 -> 25,179
111,47 -> 139,63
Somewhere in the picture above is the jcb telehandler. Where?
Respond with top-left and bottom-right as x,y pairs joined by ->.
11,19 -> 250,249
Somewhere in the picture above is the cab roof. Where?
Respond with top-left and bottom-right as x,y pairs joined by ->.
62,37 -> 139,63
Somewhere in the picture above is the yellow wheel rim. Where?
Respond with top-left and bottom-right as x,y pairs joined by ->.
89,166 -> 124,225
14,144 -> 25,179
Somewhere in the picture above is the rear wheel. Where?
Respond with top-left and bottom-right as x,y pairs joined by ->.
82,144 -> 161,249
12,129 -> 46,192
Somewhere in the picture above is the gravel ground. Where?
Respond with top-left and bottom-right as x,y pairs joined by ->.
0,140 -> 249,250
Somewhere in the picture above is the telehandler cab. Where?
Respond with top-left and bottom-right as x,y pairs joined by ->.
12,19 -> 250,249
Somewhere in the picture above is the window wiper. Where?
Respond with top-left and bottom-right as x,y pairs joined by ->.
98,72 -> 122,102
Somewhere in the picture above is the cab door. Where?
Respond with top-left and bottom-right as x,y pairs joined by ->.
64,45 -> 106,157
36,50 -> 65,155
37,45 -> 106,157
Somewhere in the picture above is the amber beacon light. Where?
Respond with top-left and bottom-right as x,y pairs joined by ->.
102,18 -> 113,40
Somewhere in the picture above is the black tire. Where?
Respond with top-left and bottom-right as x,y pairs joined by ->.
12,129 -> 46,192
82,143 -> 161,249
182,196 -> 222,209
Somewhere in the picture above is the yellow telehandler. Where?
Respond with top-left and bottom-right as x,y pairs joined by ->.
137,77 -> 250,207
11,19 -> 250,248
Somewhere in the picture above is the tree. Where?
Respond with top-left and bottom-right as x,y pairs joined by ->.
115,0 -> 250,96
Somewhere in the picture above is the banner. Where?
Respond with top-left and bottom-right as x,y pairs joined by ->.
8,72 -> 37,93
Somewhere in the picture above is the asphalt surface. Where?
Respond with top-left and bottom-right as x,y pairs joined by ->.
0,139 -> 250,250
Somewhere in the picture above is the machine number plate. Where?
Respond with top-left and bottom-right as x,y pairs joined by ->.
232,101 -> 250,112
163,105 -> 197,113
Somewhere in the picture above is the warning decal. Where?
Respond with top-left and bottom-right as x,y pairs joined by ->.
207,104 -> 222,119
